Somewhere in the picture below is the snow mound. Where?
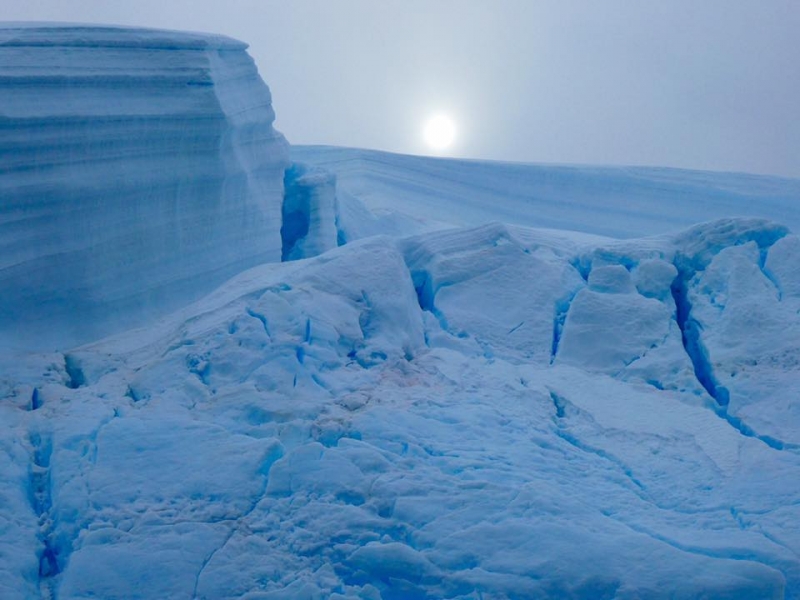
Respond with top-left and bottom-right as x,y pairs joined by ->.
0,24 -> 289,350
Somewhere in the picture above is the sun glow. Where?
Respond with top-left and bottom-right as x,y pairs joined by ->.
423,113 -> 457,151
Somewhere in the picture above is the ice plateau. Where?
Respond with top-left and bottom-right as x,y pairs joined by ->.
2,23 -> 800,600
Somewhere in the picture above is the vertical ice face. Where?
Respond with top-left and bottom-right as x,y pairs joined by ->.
281,163 -> 339,261
0,24 -> 290,350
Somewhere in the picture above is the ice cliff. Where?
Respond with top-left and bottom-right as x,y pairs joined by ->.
0,24 -> 289,350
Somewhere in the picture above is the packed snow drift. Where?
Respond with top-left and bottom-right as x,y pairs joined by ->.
1,24 -> 800,600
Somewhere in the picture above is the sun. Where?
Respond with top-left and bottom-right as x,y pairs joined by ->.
423,113 -> 457,151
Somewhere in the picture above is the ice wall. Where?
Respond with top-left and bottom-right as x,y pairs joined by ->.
0,24 -> 289,350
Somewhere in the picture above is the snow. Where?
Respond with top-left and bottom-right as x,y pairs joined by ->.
2,23 -> 800,600
293,145 -> 800,240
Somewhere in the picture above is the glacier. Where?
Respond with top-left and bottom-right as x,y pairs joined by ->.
2,24 -> 800,600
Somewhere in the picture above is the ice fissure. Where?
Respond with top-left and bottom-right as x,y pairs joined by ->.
192,527 -> 237,599
758,247 -> 784,301
550,287 -> 581,364
62,355 -> 86,390
409,266 -> 451,335
27,429 -> 60,599
549,391 -> 646,493
669,267 -> 730,407
670,251 -> 797,452
192,440 -> 284,597
30,388 -> 43,411
608,516 -> 784,574
549,390 -> 566,419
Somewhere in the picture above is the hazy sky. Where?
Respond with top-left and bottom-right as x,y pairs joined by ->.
5,1 -> 800,177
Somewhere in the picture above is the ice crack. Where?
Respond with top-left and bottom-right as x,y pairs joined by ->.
670,258 -> 796,452
30,388 -> 43,411
28,430 -> 60,599
62,354 -> 86,389
721,411 -> 796,452
192,527 -> 236,600
669,271 -> 729,407
608,514 -> 784,568
549,391 -> 645,492
550,288 -> 580,365
245,308 -> 272,338
192,440 -> 283,599
758,247 -> 783,301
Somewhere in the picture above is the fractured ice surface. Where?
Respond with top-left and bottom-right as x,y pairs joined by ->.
0,23 -> 289,350
4,217 -> 800,599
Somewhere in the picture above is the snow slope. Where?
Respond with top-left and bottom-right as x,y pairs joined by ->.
0,24 -> 289,351
293,145 -> 800,241
2,23 -> 800,600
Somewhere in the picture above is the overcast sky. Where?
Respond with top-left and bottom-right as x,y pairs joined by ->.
6,0 -> 800,177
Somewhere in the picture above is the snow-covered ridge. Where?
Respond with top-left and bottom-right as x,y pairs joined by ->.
0,24 -> 289,350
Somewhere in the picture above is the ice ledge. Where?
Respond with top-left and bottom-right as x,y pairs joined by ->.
0,22 -> 248,50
